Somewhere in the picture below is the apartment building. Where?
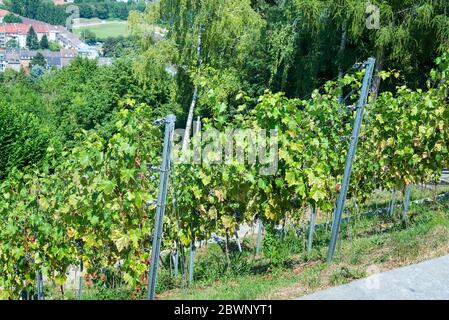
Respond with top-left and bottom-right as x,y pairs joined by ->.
0,12 -> 99,59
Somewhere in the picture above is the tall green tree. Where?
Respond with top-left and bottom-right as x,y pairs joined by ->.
366,0 -> 449,96
3,13 -> 23,23
9,0 -> 67,25
81,29 -> 97,45
26,27 -> 39,50
132,0 -> 265,143
0,103 -> 50,179
39,34 -> 49,50
31,52 -> 46,68
30,65 -> 46,80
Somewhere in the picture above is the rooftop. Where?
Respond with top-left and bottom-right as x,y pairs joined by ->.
60,48 -> 77,58
0,23 -> 32,35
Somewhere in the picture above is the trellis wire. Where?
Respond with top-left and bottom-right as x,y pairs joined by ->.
296,189 -> 449,241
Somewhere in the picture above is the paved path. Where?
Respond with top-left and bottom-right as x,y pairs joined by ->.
299,255 -> 449,300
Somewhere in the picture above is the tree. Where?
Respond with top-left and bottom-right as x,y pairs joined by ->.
5,39 -> 19,49
290,0 -> 449,98
96,3 -> 109,20
0,103 -> 50,179
102,36 -> 138,58
30,65 -> 46,80
3,13 -> 23,23
132,0 -> 265,147
365,1 -> 449,97
23,0 -> 40,19
49,41 -> 61,52
10,0 -> 22,14
9,0 -> 67,25
39,34 -> 49,50
135,1 -> 146,13
26,27 -> 39,50
31,52 -> 47,69
81,29 -> 97,45
79,4 -> 94,19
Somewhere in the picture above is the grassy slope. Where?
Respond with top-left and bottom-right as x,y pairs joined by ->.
73,21 -> 129,39
160,193 -> 449,300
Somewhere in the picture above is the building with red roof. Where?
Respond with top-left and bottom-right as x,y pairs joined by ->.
0,24 -> 33,48
0,22 -> 51,49
0,9 -> 98,64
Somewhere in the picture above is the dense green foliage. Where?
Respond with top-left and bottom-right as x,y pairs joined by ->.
3,13 -> 22,23
74,0 -> 146,20
6,0 -> 145,26
1,53 -> 448,298
39,34 -> 49,50
26,27 -> 39,50
101,36 -> 139,57
31,52 -> 46,68
80,29 -> 97,45
0,102 -> 50,180
8,0 -> 68,25
0,54 -> 178,179
5,39 -> 19,49
125,0 -> 449,133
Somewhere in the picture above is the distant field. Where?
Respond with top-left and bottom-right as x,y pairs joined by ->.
73,21 -> 129,39
77,18 -> 102,23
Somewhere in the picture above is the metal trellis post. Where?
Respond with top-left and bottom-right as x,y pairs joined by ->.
255,219 -> 263,255
188,231 -> 196,286
235,231 -> 242,253
327,57 -> 376,263
36,270 -> 44,300
147,114 -> 176,300
188,244 -> 195,286
78,261 -> 83,299
389,187 -> 397,216
172,250 -> 179,277
402,184 -> 412,227
307,206 -> 316,253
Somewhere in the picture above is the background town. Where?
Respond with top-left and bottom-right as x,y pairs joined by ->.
0,0 -> 147,73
